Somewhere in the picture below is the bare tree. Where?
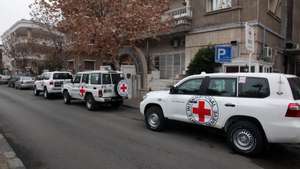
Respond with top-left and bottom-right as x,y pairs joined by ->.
30,0 -> 171,68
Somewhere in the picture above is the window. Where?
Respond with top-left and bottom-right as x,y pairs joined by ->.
91,73 -> 101,85
155,52 -> 185,79
238,77 -> 270,98
84,61 -> 95,70
207,78 -> 237,97
82,74 -> 89,84
102,74 -> 111,84
288,78 -> 300,100
208,0 -> 232,11
176,79 -> 203,95
226,66 -> 239,73
268,0 -> 282,19
42,73 -> 50,80
53,73 -> 73,80
111,74 -> 124,84
73,74 -> 82,84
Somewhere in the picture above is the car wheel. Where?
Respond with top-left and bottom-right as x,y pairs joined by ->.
85,94 -> 96,111
43,88 -> 50,99
63,90 -> 71,104
145,106 -> 165,131
227,121 -> 265,156
33,87 -> 39,96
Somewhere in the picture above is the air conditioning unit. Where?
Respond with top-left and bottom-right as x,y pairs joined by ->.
263,47 -> 273,58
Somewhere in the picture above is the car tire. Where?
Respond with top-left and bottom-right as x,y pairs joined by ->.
85,94 -> 96,111
63,90 -> 71,104
145,106 -> 165,131
33,86 -> 39,96
43,88 -> 50,99
227,121 -> 265,156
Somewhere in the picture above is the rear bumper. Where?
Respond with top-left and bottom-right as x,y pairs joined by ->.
48,87 -> 63,94
95,97 -> 124,103
20,84 -> 33,88
266,120 -> 300,143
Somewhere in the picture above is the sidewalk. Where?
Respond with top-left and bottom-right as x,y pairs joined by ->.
0,134 -> 26,169
123,98 -> 141,109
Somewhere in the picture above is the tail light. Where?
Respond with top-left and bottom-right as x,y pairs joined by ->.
286,103 -> 300,117
49,81 -> 54,85
98,90 -> 103,97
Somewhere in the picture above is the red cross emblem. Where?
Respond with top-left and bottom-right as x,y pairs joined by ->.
120,83 -> 128,93
79,87 -> 86,97
192,101 -> 212,123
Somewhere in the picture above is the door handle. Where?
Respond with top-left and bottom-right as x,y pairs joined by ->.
93,87 -> 97,90
225,103 -> 236,107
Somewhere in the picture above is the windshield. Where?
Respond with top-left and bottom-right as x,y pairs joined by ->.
288,77 -> 300,100
53,73 -> 73,80
111,73 -> 124,84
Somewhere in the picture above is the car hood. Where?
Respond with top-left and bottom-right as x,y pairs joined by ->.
147,90 -> 170,97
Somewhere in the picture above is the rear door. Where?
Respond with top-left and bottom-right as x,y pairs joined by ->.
203,77 -> 238,128
102,73 -> 114,98
70,74 -> 82,99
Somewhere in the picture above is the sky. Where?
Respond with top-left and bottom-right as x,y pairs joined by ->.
0,0 -> 33,38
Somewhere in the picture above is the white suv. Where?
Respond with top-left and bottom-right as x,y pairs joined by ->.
140,73 -> 300,155
62,70 -> 128,111
33,71 -> 73,98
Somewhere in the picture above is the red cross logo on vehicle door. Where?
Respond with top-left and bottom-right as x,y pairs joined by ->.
186,96 -> 219,126
79,86 -> 86,97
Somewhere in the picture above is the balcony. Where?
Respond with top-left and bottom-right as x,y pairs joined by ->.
166,6 -> 193,32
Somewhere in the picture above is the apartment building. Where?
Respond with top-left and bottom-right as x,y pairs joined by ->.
0,45 -> 3,72
1,19 -> 64,75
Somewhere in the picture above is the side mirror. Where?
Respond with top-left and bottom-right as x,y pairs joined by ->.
170,86 -> 177,94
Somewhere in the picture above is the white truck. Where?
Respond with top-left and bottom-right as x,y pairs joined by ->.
62,70 -> 128,111
33,71 -> 73,98
140,73 -> 300,155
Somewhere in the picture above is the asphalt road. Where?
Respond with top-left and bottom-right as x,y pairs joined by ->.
0,85 -> 300,169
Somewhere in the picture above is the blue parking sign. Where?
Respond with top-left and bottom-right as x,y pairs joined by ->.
215,45 -> 232,63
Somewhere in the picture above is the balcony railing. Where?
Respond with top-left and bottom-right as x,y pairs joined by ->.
167,6 -> 193,26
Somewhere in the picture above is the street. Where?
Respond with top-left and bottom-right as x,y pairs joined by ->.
0,85 -> 300,169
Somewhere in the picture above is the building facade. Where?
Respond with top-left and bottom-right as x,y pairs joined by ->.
67,0 -> 300,98
1,19 -> 64,75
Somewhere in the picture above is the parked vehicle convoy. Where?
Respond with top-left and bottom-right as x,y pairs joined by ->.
0,74 -> 10,84
8,76 -> 20,88
140,73 -> 300,155
15,76 -> 34,89
62,70 -> 128,111
33,71 -> 73,98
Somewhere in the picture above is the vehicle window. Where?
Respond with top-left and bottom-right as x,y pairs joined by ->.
177,79 -> 203,95
53,73 -> 73,80
111,74 -> 124,84
238,77 -> 270,98
21,77 -> 33,80
43,73 -> 50,80
102,74 -> 111,84
73,74 -> 82,84
288,77 -> 300,100
207,78 -> 237,97
91,73 -> 102,85
82,74 -> 89,84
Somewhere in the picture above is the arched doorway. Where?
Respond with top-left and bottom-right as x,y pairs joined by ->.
119,47 -> 148,99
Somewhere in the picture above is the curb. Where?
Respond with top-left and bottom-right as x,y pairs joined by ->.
0,134 -> 26,169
